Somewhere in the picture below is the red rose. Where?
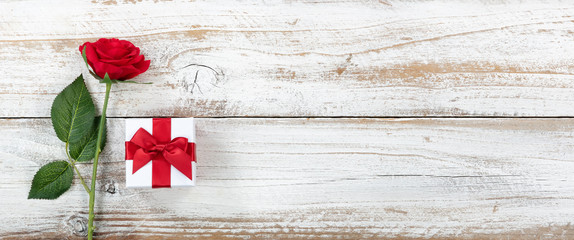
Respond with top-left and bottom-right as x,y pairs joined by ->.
79,38 -> 150,81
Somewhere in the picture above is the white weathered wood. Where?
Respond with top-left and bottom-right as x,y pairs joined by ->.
2,0 -> 574,239
1,1 -> 574,117
1,118 -> 573,239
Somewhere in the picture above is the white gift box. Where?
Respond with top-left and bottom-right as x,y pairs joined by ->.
125,118 -> 196,188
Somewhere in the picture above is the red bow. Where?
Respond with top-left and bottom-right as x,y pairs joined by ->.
128,128 -> 193,180
125,118 -> 196,188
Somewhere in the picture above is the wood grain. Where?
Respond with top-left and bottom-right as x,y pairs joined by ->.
3,0 -> 574,239
1,1 -> 574,117
1,118 -> 573,239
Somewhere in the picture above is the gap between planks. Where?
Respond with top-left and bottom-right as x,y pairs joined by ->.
4,116 -> 574,120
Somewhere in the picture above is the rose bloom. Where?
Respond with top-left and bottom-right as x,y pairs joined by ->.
79,38 -> 150,81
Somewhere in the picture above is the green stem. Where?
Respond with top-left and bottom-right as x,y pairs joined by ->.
87,82 -> 111,240
65,142 -> 90,193
72,162 -> 90,193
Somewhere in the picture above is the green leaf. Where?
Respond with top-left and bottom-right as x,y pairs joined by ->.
28,161 -> 73,199
99,73 -> 115,84
69,117 -> 106,162
81,45 -> 90,72
81,46 -> 103,81
51,75 -> 96,143
69,116 -> 107,162
88,70 -> 103,81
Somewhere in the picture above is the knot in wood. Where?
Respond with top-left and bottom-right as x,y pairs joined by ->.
67,215 -> 88,237
102,179 -> 118,194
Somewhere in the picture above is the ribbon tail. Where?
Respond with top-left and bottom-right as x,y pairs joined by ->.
132,149 -> 155,174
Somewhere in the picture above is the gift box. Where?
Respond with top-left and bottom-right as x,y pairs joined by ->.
125,118 -> 196,188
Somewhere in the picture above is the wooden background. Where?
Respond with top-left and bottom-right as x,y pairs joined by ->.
1,0 -> 574,239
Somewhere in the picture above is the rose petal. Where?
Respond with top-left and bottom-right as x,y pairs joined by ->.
127,54 -> 144,65
104,47 -> 130,59
125,47 -> 141,59
79,38 -> 150,80
83,43 -> 101,72
121,60 -> 150,80
94,38 -> 134,59
118,39 -> 136,49
91,60 -> 124,80
134,59 -> 151,72
100,56 -> 133,66
95,47 -> 113,60
116,65 -> 141,80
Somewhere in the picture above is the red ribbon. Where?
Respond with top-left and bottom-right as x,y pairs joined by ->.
125,118 -> 196,188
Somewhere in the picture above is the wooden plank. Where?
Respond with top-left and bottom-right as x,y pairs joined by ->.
1,1 -> 574,117
1,118 -> 573,239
